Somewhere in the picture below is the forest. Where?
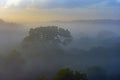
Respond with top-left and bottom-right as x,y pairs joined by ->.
0,25 -> 120,80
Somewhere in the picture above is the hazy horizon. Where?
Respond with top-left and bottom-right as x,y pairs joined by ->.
0,0 -> 120,23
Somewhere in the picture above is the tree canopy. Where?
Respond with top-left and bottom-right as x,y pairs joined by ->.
53,68 -> 88,80
23,26 -> 72,48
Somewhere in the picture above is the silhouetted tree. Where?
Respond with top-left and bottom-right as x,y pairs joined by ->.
21,26 -> 72,58
54,68 -> 87,80
18,26 -> 73,78
74,71 -> 88,80
23,26 -> 72,48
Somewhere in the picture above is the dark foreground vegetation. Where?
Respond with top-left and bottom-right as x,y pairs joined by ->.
37,68 -> 87,80
0,26 -> 120,80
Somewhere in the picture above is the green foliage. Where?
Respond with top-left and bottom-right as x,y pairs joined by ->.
35,68 -> 87,80
54,68 -> 88,80
54,68 -> 74,80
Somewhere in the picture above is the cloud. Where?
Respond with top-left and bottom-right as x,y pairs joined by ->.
4,0 -> 22,8
0,0 -> 120,23
0,0 -> 120,9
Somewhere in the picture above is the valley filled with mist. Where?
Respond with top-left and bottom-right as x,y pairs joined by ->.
0,19 -> 120,80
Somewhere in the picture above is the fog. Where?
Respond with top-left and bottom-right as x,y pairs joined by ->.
0,19 -> 120,80
0,20 -> 27,53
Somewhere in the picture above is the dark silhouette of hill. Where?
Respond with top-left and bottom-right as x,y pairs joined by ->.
50,19 -> 120,24
0,19 -> 22,30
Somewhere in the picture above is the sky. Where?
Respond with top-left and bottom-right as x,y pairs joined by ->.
0,0 -> 120,23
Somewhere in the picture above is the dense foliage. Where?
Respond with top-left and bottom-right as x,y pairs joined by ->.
37,68 -> 88,80
23,26 -> 72,47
